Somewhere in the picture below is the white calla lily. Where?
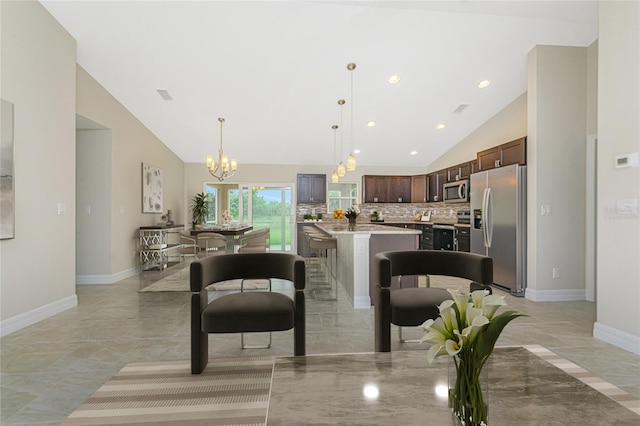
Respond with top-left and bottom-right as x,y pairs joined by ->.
448,288 -> 472,324
420,318 -> 434,331
420,329 -> 446,345
427,343 -> 446,364
445,338 -> 462,356
427,316 -> 454,338
471,289 -> 489,308
465,314 -> 490,342
438,299 -> 455,312
440,306 -> 459,332
465,306 -> 484,327
482,294 -> 507,319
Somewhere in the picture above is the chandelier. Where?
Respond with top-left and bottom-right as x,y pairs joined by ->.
206,117 -> 238,181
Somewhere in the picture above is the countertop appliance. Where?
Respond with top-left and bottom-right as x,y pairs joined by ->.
442,179 -> 469,203
470,164 -> 526,295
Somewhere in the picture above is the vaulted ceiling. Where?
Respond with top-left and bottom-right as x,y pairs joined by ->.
42,1 -> 598,168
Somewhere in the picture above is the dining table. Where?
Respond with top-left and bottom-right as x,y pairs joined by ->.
190,224 -> 253,253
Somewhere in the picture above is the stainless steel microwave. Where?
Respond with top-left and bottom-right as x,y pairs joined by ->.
442,180 -> 469,203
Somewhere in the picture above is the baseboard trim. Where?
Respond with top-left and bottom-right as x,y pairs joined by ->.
593,322 -> 640,356
525,287 -> 586,302
76,267 -> 138,285
353,296 -> 371,310
0,295 -> 78,337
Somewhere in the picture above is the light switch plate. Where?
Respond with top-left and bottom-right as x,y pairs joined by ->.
540,204 -> 552,216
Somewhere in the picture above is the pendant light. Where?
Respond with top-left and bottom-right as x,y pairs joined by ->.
346,62 -> 357,171
331,124 -> 339,183
206,117 -> 238,181
336,99 -> 346,177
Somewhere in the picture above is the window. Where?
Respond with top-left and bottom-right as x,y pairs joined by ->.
328,182 -> 358,211
204,184 -> 218,224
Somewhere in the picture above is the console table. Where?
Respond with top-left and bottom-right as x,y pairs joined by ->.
138,224 -> 185,271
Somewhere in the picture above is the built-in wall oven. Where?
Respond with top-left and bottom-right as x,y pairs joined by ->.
433,224 -> 455,250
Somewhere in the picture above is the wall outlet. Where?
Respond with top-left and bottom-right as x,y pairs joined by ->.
552,267 -> 560,279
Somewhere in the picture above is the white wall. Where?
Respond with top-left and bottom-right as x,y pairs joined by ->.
76,128 -> 112,279
526,45 -> 589,302
76,66 -> 185,281
594,1 -> 640,354
426,93 -> 528,173
0,1 -> 77,330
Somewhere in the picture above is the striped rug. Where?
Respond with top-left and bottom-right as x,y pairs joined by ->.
62,357 -> 274,425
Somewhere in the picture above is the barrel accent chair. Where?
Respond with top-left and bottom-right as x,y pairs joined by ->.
374,250 -> 493,352
190,252 -> 306,374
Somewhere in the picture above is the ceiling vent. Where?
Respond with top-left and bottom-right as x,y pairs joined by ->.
452,104 -> 469,114
157,89 -> 173,101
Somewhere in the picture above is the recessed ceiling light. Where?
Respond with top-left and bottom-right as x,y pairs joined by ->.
367,121 -> 376,127
436,123 -> 446,130
410,150 -> 418,155
388,75 -> 400,84
353,149 -> 361,154
477,80 -> 491,89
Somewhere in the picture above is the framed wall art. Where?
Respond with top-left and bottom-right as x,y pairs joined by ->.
142,162 -> 163,213
1,99 -> 15,239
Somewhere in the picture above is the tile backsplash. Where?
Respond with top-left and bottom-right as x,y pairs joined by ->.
296,202 -> 470,223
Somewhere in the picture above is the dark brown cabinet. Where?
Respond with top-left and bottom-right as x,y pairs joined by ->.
363,175 -> 411,203
448,160 -> 477,182
477,137 -> 526,171
411,175 -> 427,203
388,176 -> 411,203
416,224 -> 433,250
455,225 -> 470,252
427,169 -> 447,202
297,174 -> 326,203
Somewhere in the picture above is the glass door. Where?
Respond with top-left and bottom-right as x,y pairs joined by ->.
239,184 -> 293,252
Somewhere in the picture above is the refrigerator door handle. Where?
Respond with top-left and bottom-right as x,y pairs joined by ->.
486,187 -> 494,247
481,188 -> 489,247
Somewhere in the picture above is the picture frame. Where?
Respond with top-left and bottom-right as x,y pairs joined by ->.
142,162 -> 163,213
1,99 -> 15,239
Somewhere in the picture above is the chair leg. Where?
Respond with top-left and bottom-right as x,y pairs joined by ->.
374,287 -> 391,352
398,326 -> 421,344
191,293 -> 209,374
241,332 -> 272,349
294,289 -> 306,356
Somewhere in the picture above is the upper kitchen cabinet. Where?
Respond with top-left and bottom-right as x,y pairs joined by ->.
447,160 -> 478,182
388,176 -> 412,203
477,137 -> 526,171
427,169 -> 447,202
297,173 -> 326,203
411,175 -> 427,203
363,175 -> 411,203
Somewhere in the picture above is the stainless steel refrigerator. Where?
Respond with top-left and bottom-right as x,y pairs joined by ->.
470,164 -> 526,295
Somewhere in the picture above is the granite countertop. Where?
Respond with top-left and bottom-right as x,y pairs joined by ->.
315,223 -> 421,235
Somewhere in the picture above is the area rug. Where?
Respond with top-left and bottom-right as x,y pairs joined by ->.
139,268 -> 270,293
61,356 -> 274,425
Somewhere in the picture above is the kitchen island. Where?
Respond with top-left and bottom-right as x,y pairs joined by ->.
314,223 -> 421,308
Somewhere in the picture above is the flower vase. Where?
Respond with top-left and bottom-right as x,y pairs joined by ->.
448,355 -> 489,426
347,217 -> 356,231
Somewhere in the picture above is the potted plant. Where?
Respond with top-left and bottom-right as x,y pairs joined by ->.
191,192 -> 209,229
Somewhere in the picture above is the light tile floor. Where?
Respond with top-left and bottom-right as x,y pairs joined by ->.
1,262 -> 639,425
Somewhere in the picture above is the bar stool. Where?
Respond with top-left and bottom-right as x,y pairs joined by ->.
303,226 -> 325,283
307,234 -> 338,301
